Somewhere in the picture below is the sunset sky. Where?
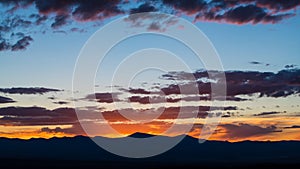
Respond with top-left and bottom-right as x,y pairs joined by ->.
0,0 -> 300,142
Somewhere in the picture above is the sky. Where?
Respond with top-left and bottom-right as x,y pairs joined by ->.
0,0 -> 300,141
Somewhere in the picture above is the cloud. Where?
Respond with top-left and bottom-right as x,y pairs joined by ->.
170,0 -> 298,24
0,16 -> 34,51
101,105 -> 236,122
285,64 -> 298,69
0,106 -> 101,127
18,105 -> 228,125
0,96 -> 15,104
1,0 -> 299,51
51,14 -> 69,29
11,35 -> 33,51
85,92 -> 120,103
0,35 -> 33,51
120,69 -> 300,101
0,106 -> 77,126
160,69 -> 300,98
29,14 -> 48,25
53,101 -> 69,105
255,0 -> 300,11
31,0 -> 123,21
163,0 -> 207,15
130,3 -> 157,14
128,95 -> 180,104
254,111 -> 283,116
0,87 -> 61,95
249,61 -> 271,67
214,4 -> 294,24
0,0 -> 123,52
121,88 -> 152,94
124,12 -> 180,32
249,61 -> 262,65
0,40 -> 10,51
72,0 -> 123,22
220,123 -> 281,139
284,125 -> 300,129
41,122 -> 86,135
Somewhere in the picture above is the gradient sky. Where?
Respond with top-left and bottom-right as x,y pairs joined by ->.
0,0 -> 300,141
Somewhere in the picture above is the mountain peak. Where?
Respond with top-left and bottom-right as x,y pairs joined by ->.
128,132 -> 156,138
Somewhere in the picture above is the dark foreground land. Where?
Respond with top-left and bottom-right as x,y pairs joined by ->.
1,133 -> 300,169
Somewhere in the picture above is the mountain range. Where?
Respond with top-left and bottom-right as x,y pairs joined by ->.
1,133 -> 300,169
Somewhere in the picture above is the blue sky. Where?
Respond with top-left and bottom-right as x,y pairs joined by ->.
1,4 -> 299,90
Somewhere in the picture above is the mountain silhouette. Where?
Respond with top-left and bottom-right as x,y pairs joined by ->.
128,132 -> 155,138
0,133 -> 300,169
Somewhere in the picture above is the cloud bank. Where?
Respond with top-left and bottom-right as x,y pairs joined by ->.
1,0 -> 299,51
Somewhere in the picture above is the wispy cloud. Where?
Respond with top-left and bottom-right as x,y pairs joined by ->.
0,87 -> 61,95
0,96 -> 15,104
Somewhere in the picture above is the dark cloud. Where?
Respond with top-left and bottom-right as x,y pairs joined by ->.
11,36 -> 33,51
2,0 -> 123,21
102,105 -> 236,122
285,64 -> 297,69
220,123 -> 281,139
34,0 -> 73,14
254,111 -> 282,116
52,30 -> 67,34
0,0 -> 123,52
170,95 -> 248,102
249,61 -> 271,67
0,0 -> 34,7
0,87 -> 61,95
101,106 -> 205,122
255,0 -> 300,11
41,122 -> 86,135
175,0 -> 298,24
0,40 -> 10,51
0,16 -> 34,51
1,0 -> 299,51
0,107 -> 77,126
0,16 -> 32,34
218,5 -> 294,24
51,14 -> 69,29
0,96 -> 15,104
41,126 -> 65,133
284,125 -> 300,129
221,112 -> 231,118
121,69 -> 300,101
71,0 -> 123,21
48,96 -> 56,100
0,36 -> 33,51
249,61 -> 262,65
53,101 -> 69,105
70,27 -> 86,33
160,69 -> 300,98
0,106 -> 102,127
29,14 -> 48,25
8,17 -> 32,28
128,95 -> 181,104
122,88 -> 152,94
122,88 -> 248,103
85,92 -> 120,103
0,105 -> 224,127
163,0 -> 207,15
130,3 -> 157,14
124,12 -> 180,32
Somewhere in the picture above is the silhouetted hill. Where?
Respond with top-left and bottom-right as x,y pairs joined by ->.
0,133 -> 300,169
128,132 -> 155,138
